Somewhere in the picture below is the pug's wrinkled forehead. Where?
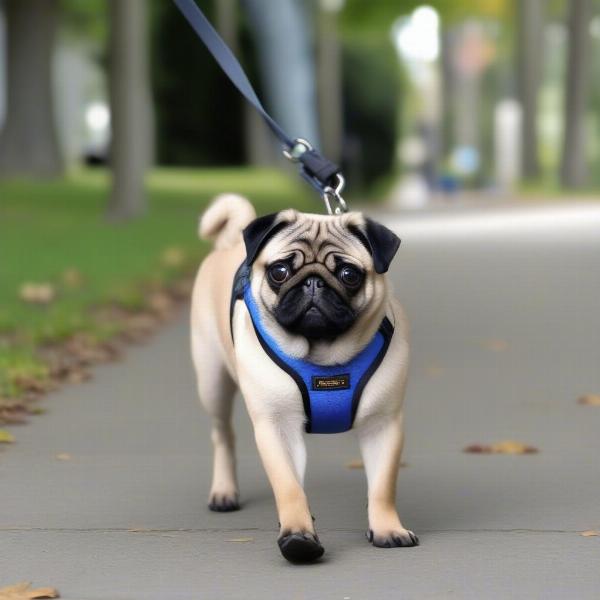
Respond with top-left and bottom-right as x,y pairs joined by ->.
243,210 -> 401,275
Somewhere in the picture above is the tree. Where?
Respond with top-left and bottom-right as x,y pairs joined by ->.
0,0 -> 64,177
561,0 -> 592,189
107,0 -> 154,220
517,0 -> 544,179
215,0 -> 271,165
317,1 -> 343,163
243,0 -> 320,148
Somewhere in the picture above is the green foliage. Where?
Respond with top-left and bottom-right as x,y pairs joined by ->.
0,167 -> 314,397
341,0 -> 511,37
341,37 -> 402,188
151,0 -> 253,166
60,0 -> 108,44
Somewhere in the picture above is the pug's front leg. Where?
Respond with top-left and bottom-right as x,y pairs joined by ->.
358,414 -> 419,548
252,417 -> 324,563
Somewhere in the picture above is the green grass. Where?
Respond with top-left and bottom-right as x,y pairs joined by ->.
0,167 -> 315,398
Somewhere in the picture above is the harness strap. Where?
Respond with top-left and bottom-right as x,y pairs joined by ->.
172,0 -> 343,201
230,262 -> 394,434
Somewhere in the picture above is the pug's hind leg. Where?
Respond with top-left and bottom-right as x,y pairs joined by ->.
252,416 -> 324,563
196,362 -> 240,512
357,415 -> 419,548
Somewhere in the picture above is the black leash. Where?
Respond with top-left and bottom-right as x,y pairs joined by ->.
172,0 -> 347,214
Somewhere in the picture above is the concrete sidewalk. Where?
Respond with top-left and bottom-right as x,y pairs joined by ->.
2,201 -> 600,599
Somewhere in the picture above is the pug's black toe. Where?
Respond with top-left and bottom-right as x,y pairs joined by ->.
367,528 -> 419,548
278,531 -> 324,563
208,494 -> 240,512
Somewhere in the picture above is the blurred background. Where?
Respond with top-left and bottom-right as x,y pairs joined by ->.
1,0 -> 599,410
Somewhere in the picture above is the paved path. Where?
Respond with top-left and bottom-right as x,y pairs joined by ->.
2,201 -> 600,599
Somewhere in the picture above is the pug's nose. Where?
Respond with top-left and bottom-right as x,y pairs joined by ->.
304,275 -> 324,295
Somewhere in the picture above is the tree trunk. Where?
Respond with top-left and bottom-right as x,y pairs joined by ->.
0,0 -> 63,177
561,0 -> 592,189
243,0 -> 320,149
517,0 -> 543,179
317,4 -> 342,163
107,0 -> 153,220
216,0 -> 271,165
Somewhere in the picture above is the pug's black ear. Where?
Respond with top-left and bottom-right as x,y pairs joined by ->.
351,218 -> 401,274
243,213 -> 288,265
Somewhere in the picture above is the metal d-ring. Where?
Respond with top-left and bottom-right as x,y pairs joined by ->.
282,138 -> 313,162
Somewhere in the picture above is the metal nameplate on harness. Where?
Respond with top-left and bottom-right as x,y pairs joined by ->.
312,374 -> 350,391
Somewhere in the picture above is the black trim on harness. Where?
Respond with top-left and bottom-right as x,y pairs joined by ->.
229,261 -> 394,433
249,320 -> 314,433
350,317 -> 394,427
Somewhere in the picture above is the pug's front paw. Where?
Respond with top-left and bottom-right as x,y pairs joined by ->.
367,528 -> 419,548
278,530 -> 324,563
208,492 -> 240,512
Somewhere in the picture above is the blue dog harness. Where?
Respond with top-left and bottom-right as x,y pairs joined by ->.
231,263 -> 394,434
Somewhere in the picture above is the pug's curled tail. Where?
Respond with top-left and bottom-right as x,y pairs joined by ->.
199,194 -> 256,250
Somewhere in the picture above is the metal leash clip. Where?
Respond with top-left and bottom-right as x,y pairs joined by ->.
283,138 -> 348,215
322,174 -> 347,215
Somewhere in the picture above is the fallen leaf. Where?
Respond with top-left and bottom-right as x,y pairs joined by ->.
464,444 -> 493,454
0,429 -> 15,443
0,582 -> 59,599
64,369 -> 91,385
490,440 -> 538,454
464,440 -> 538,454
61,268 -> 84,289
578,394 -> 600,406
225,537 -> 254,543
19,283 -> 56,305
482,338 -> 509,352
55,453 -> 71,461
425,365 -> 445,378
148,292 -> 174,318
161,246 -> 186,268
580,530 -> 599,537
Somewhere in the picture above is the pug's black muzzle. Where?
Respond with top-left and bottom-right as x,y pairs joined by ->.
274,275 -> 356,340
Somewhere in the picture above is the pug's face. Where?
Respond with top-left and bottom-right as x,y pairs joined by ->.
243,210 -> 400,342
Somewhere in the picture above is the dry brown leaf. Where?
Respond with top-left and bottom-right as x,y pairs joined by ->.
464,440 -> 538,454
55,453 -> 71,461
490,440 -> 538,454
64,369 -> 91,385
161,246 -> 186,268
482,338 -> 509,352
0,429 -> 15,443
148,292 -> 174,318
19,283 -> 56,305
169,277 -> 194,299
425,365 -> 445,377
61,268 -> 84,289
580,530 -> 599,537
578,394 -> 600,406
225,537 -> 254,543
0,582 -> 59,599
464,444 -> 493,454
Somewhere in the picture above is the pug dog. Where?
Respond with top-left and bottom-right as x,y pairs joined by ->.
191,193 -> 417,563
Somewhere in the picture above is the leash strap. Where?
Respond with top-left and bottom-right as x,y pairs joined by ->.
172,0 -> 347,213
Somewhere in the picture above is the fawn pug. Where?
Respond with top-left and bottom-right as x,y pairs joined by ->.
191,193 -> 417,563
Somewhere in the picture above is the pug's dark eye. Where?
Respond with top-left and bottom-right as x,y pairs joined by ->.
268,262 -> 290,285
338,265 -> 363,288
